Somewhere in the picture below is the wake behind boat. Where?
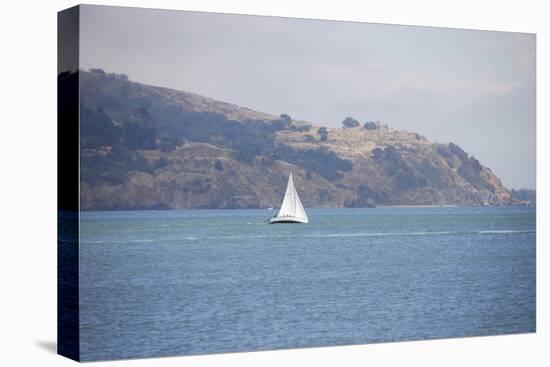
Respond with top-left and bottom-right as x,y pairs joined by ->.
269,173 -> 309,224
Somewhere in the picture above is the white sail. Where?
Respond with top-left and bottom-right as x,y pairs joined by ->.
294,188 -> 307,220
270,173 -> 309,223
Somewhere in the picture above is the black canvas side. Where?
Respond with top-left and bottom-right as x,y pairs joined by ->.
57,5 -> 80,362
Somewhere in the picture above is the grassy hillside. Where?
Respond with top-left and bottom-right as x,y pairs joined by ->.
71,69 -> 518,210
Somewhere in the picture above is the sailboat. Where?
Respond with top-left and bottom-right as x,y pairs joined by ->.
269,173 -> 309,224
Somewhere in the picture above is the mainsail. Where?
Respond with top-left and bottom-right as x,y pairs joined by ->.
270,173 -> 309,224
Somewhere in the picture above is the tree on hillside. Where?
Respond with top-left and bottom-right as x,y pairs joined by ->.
280,113 -> 292,122
80,106 -> 122,148
317,127 -> 329,142
90,68 -> 106,78
363,121 -> 378,130
342,117 -> 360,129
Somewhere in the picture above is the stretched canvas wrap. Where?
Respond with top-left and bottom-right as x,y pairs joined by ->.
58,5 -> 536,362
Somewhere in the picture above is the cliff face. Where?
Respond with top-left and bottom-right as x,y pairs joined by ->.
77,69 -> 515,210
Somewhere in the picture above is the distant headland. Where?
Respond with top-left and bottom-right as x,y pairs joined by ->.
68,69 -> 534,210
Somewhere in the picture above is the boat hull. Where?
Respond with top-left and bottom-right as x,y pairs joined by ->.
268,217 -> 309,224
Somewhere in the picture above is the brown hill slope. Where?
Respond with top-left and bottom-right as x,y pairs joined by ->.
75,69 -> 515,210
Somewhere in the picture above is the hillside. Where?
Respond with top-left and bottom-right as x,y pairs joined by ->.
72,69 -> 519,210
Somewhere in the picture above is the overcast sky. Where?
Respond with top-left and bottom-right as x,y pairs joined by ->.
80,5 -> 536,189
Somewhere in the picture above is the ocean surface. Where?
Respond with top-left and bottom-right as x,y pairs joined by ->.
78,207 -> 536,361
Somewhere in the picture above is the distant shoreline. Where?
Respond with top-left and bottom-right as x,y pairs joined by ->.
76,204 -> 539,213
376,204 -> 459,208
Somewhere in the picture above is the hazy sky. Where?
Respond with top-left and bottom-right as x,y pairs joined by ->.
80,5 -> 536,189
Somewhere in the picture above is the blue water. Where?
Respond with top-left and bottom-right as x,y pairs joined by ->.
79,207 -> 536,361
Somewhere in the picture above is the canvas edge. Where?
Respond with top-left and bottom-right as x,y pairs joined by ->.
57,4 -> 81,362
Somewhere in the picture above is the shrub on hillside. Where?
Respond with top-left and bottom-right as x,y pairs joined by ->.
342,117 -> 360,129
273,144 -> 352,180
317,127 -> 329,142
